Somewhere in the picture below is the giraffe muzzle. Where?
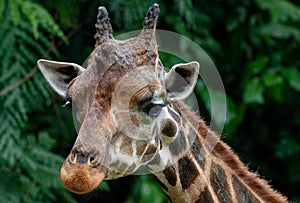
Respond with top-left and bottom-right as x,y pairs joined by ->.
60,151 -> 107,194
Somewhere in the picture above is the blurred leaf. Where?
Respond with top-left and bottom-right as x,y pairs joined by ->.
223,99 -> 247,137
226,6 -> 248,32
263,70 -> 283,87
259,23 -> 300,40
255,0 -> 300,22
127,176 -> 169,203
275,138 -> 300,158
243,78 -> 265,104
245,56 -> 269,77
282,67 -> 300,92
241,57 -> 269,89
38,132 -> 56,150
98,181 -> 110,192
6,0 -> 66,40
287,159 -> 300,184
263,69 -> 284,102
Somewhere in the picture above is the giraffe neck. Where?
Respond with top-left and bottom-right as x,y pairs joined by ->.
148,102 -> 288,203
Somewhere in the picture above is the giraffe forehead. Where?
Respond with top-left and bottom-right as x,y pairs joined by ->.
109,67 -> 165,110
88,39 -> 158,75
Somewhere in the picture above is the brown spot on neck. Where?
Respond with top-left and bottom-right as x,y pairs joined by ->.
210,162 -> 232,203
178,157 -> 199,190
163,165 -> 177,187
195,186 -> 213,203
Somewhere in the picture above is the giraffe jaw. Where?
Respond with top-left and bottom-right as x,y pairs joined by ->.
60,160 -> 106,194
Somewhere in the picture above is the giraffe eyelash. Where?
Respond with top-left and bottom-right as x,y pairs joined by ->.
63,100 -> 72,108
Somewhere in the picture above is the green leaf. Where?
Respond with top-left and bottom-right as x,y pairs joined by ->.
255,0 -> 300,22
38,132 -> 56,150
246,56 -> 269,76
222,97 -> 246,137
263,70 -> 283,87
7,0 -> 21,25
128,176 -> 169,203
275,138 -> 300,158
259,23 -> 300,40
282,67 -> 300,92
0,0 -> 5,22
243,78 -> 265,104
6,0 -> 66,41
262,69 -> 284,102
98,181 -> 110,192
226,6 -> 247,32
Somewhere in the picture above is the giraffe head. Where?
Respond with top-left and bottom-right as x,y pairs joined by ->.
37,4 -> 199,194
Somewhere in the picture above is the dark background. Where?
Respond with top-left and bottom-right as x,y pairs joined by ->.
0,0 -> 300,202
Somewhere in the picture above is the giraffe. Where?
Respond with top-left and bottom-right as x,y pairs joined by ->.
37,4 -> 288,203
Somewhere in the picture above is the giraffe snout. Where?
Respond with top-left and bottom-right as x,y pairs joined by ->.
60,150 -> 107,194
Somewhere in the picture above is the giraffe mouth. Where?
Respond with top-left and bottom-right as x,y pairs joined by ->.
60,154 -> 107,194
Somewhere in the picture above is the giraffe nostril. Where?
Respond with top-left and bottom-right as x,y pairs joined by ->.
88,156 -> 96,166
69,152 -> 77,164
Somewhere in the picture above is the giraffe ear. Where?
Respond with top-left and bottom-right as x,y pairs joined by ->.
37,59 -> 85,98
165,61 -> 199,102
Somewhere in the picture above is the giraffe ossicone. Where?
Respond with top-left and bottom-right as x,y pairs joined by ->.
37,4 -> 288,202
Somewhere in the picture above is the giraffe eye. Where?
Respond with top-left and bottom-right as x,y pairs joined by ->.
143,103 -> 165,118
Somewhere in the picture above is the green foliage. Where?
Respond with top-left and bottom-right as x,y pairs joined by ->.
0,0 -> 75,202
1,0 -> 300,202
110,0 -> 151,31
127,176 -> 169,203
282,67 -> 300,92
4,0 -> 66,40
